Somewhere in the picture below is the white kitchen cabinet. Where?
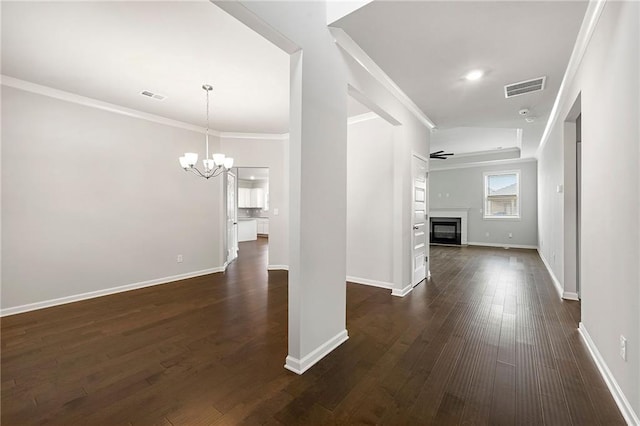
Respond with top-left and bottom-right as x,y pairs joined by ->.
251,188 -> 265,208
238,219 -> 257,242
257,218 -> 269,235
238,187 -> 266,208
238,187 -> 251,208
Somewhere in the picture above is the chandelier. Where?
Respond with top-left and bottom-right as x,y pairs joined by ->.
179,84 -> 233,179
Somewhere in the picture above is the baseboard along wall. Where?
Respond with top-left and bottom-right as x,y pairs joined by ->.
0,267 -> 225,317
346,276 -> 393,290
284,329 -> 349,375
579,323 -> 640,425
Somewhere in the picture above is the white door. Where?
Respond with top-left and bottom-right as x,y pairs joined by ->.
412,155 -> 428,286
226,172 -> 238,264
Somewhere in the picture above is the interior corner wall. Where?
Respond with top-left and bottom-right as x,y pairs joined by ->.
341,52 -> 431,293
430,160 -> 538,247
1,86 -> 225,311
220,1 -> 430,371
220,136 -> 289,269
346,116 -> 394,286
537,1 -> 639,417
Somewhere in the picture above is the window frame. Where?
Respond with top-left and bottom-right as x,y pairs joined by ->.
483,170 -> 521,220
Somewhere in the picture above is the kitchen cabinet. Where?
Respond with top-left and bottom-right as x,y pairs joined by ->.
238,188 -> 251,208
257,218 -> 269,236
238,187 -> 266,208
251,188 -> 265,208
238,219 -> 257,242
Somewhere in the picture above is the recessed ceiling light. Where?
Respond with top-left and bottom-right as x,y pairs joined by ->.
250,176 -> 255,180
465,70 -> 484,81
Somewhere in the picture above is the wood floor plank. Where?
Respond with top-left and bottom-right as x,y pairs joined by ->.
1,242 -> 626,425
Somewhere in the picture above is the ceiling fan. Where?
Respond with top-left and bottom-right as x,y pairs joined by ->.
430,150 -> 454,160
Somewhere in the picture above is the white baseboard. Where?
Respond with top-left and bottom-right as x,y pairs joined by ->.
284,329 -> 349,375
563,291 -> 580,301
467,242 -> 538,250
578,323 -> 640,425
537,249 -> 565,300
267,264 -> 289,271
391,283 -> 413,297
346,276 -> 393,290
0,267 -> 224,317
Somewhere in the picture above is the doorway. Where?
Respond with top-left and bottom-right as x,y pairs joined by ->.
412,154 -> 428,286
233,167 -> 270,261
563,94 -> 581,302
576,113 -> 582,298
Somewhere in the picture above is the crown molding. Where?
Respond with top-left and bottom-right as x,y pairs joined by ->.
447,146 -> 520,159
329,27 -> 436,130
1,75 -> 289,140
536,0 -> 607,157
219,131 -> 289,140
430,156 -> 536,172
1,75 -> 211,135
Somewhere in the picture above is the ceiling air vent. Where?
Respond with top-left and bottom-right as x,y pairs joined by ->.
140,90 -> 166,101
504,76 -> 546,98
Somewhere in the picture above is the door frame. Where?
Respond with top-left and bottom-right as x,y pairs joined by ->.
411,152 -> 429,287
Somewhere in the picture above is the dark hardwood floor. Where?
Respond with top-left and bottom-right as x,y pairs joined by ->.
1,241 -> 625,425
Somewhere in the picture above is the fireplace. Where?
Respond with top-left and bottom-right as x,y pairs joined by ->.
430,217 -> 462,245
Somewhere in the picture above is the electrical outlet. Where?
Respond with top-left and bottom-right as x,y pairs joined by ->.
620,335 -> 627,361
177,254 -> 183,263
508,232 -> 513,239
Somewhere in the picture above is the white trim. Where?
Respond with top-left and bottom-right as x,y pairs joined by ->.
219,131 -> 288,141
329,27 -> 436,130
431,157 -> 537,172
535,0 -> 607,157
284,329 -> 349,375
468,242 -> 538,250
579,323 -> 640,426
347,85 -> 402,126
412,150 -> 430,164
347,111 -> 380,125
538,249 -> 565,300
562,291 -> 580,301
450,147 -> 521,159
483,169 -> 521,220
1,75 -> 289,140
391,283 -> 413,297
346,276 -> 393,290
1,75 -> 209,134
0,267 -> 224,317
267,264 -> 289,271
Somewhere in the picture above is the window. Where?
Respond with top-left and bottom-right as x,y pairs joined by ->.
483,171 -> 520,219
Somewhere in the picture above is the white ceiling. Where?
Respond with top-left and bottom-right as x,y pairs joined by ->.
2,1 -> 588,157
334,1 -> 588,157
1,1 -> 290,133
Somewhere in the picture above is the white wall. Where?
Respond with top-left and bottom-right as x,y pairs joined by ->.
341,53 -> 431,293
430,160 -> 538,247
217,1 -> 431,372
1,86 -> 225,311
220,136 -> 289,269
538,1 -> 639,419
347,115 -> 394,287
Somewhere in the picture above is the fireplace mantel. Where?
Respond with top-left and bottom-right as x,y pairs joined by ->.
429,209 -> 468,245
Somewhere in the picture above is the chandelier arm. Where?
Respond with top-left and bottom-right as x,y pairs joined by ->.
212,167 -> 226,178
189,167 -> 209,179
